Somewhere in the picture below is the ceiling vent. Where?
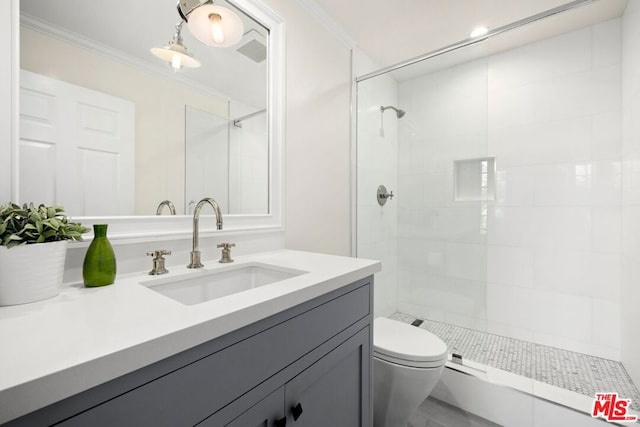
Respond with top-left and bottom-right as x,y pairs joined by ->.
236,29 -> 267,63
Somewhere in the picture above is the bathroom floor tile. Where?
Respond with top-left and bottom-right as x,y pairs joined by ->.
408,397 -> 501,427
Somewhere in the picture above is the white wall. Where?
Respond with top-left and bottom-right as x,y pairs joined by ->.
267,0 -> 352,256
396,19 -> 623,360
621,1 -> 640,387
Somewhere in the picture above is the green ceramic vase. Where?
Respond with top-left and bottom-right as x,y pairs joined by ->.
83,224 -> 116,287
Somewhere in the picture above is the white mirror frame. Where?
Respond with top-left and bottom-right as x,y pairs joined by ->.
6,0 -> 285,241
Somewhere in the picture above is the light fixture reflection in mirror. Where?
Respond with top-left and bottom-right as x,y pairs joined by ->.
18,0 -> 270,218
178,0 -> 245,47
150,21 -> 201,71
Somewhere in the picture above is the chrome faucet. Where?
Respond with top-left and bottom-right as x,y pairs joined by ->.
187,197 -> 223,268
156,200 -> 176,215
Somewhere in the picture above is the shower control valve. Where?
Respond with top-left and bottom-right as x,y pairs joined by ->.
377,185 -> 395,206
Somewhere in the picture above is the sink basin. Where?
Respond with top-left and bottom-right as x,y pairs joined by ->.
141,262 -> 307,305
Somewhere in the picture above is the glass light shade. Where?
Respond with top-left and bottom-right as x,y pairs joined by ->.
151,43 -> 201,70
187,4 -> 244,47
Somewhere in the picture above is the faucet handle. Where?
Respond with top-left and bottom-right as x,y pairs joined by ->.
147,250 -> 171,275
217,243 -> 235,263
147,250 -> 172,258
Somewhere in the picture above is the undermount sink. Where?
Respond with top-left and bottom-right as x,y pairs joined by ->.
141,262 -> 307,305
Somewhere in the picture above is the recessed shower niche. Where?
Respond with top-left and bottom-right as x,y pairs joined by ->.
453,157 -> 496,202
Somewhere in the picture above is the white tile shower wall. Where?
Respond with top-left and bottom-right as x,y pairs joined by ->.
357,75 -> 399,317
398,19 -> 623,360
397,57 -> 489,333
487,19 -> 622,360
622,2 -> 640,387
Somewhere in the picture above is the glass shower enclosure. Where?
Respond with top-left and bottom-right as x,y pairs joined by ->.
356,0 -> 628,374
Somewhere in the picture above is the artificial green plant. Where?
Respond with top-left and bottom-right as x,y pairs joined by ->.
0,202 -> 89,248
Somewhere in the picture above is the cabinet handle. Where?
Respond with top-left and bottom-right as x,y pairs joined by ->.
275,417 -> 287,427
291,402 -> 303,421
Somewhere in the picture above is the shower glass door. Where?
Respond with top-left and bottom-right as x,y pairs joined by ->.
356,41 -> 491,370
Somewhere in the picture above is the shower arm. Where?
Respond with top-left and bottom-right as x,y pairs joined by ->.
380,105 -> 406,118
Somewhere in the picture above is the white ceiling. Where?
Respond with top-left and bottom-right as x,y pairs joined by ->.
313,0 -> 628,70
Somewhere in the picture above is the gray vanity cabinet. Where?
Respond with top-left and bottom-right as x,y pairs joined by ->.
4,277 -> 372,427
225,388 -> 285,427
283,327 -> 369,426
211,326 -> 370,427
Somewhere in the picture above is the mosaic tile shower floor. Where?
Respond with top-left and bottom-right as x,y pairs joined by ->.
390,313 -> 640,411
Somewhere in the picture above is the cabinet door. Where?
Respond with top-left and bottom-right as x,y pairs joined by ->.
224,387 -> 285,427
284,327 -> 371,427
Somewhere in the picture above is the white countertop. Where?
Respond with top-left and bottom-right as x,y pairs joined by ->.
0,249 -> 380,424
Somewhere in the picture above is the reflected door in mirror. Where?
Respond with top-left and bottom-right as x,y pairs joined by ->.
19,70 -> 135,216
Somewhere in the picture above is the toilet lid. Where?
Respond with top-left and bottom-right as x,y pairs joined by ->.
373,317 -> 447,364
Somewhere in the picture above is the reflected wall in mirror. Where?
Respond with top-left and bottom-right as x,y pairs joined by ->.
19,0 -> 269,216
185,105 -> 268,215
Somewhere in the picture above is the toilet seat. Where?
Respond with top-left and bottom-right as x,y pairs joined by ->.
373,317 -> 447,369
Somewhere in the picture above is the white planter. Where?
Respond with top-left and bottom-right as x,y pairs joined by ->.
0,240 -> 68,306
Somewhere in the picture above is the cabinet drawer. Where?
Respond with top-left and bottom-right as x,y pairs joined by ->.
59,283 -> 371,427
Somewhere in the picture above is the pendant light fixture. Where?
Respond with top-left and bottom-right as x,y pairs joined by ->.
178,0 -> 244,48
151,22 -> 201,71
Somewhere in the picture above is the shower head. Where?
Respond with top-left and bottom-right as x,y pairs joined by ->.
380,105 -> 406,119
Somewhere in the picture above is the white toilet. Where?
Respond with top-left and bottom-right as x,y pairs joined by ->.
373,317 -> 448,427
